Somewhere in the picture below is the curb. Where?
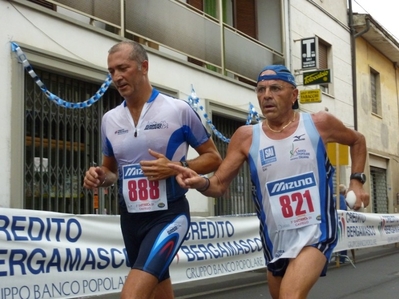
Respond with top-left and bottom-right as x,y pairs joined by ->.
174,244 -> 399,299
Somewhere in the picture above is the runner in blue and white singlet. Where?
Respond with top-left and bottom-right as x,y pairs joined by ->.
169,64 -> 369,299
101,89 -> 211,280
84,41 -> 222,299
249,112 -> 337,268
101,89 -> 210,209
170,65 -> 369,299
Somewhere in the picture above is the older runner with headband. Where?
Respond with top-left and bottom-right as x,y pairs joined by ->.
169,65 -> 369,299
83,41 -> 221,299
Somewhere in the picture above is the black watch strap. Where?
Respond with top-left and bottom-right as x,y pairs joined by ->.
180,161 -> 189,168
350,172 -> 366,184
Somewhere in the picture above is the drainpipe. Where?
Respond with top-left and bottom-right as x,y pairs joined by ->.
120,0 -> 125,37
219,0 -> 225,75
283,0 -> 291,70
394,62 -> 399,126
348,0 -> 370,130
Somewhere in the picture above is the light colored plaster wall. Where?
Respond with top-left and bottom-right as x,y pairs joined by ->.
288,0 -> 354,186
1,1 -> 18,207
4,4 -> 112,69
148,54 -> 255,109
1,1 -> 257,213
310,0 -> 348,25
289,0 -> 353,128
356,36 -> 399,213
356,37 -> 399,155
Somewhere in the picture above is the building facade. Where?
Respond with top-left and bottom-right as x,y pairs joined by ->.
352,13 -> 399,213
4,0 -> 392,217
288,0 -> 354,201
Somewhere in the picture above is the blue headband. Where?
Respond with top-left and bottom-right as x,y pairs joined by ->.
257,65 -> 296,87
257,65 -> 299,109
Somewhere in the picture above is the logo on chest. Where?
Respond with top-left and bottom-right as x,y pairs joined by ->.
260,146 -> 277,167
123,165 -> 144,178
290,144 -> 311,160
144,121 -> 168,130
115,128 -> 129,135
267,172 -> 316,196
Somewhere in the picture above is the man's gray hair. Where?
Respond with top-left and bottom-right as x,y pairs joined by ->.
108,40 -> 148,64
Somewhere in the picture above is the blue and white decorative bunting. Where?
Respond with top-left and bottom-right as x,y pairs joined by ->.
11,42 -> 260,143
187,85 -> 260,143
11,42 -> 112,109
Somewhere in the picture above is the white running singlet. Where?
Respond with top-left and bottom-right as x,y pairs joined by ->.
248,112 -> 337,264
101,89 -> 210,208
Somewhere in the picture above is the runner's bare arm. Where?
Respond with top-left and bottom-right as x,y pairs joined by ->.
170,125 -> 252,197
312,111 -> 369,208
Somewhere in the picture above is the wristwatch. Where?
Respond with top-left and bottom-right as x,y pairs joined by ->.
350,173 -> 366,184
180,161 -> 189,168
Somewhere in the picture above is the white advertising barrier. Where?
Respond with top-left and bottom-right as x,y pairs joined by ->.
0,209 -> 263,299
0,208 -> 398,299
0,209 -> 127,299
170,215 -> 265,284
334,210 -> 399,251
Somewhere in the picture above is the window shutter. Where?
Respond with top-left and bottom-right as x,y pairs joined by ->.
187,0 -> 203,10
28,0 -> 55,10
234,0 -> 257,38
319,41 -> 328,69
370,69 -> 378,114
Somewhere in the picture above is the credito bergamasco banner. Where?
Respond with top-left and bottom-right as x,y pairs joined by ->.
171,215 -> 265,284
0,209 -> 264,299
0,210 -> 128,299
1,208 -> 399,299
334,210 -> 399,251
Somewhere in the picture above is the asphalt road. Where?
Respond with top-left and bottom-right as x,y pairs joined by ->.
175,245 -> 399,299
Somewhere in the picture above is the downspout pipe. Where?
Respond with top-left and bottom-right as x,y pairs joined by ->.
348,0 -> 370,130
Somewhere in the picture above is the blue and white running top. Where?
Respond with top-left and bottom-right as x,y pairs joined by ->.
248,112 -> 337,264
101,88 -> 210,208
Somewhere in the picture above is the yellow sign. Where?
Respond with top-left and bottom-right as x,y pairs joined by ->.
299,89 -> 321,104
327,143 -> 349,166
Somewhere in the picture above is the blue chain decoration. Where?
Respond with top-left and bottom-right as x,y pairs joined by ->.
11,42 -> 112,109
187,85 -> 260,143
11,41 -> 259,135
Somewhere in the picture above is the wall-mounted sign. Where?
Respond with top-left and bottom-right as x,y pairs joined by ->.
303,69 -> 331,86
301,37 -> 318,69
299,89 -> 321,104
327,143 -> 349,166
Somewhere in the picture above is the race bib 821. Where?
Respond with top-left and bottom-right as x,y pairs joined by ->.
266,172 -> 321,231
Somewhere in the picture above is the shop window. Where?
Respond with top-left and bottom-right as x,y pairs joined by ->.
24,68 -> 122,214
211,113 -> 255,216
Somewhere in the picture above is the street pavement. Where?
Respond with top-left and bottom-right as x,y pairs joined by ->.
92,244 -> 399,299
174,244 -> 399,298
